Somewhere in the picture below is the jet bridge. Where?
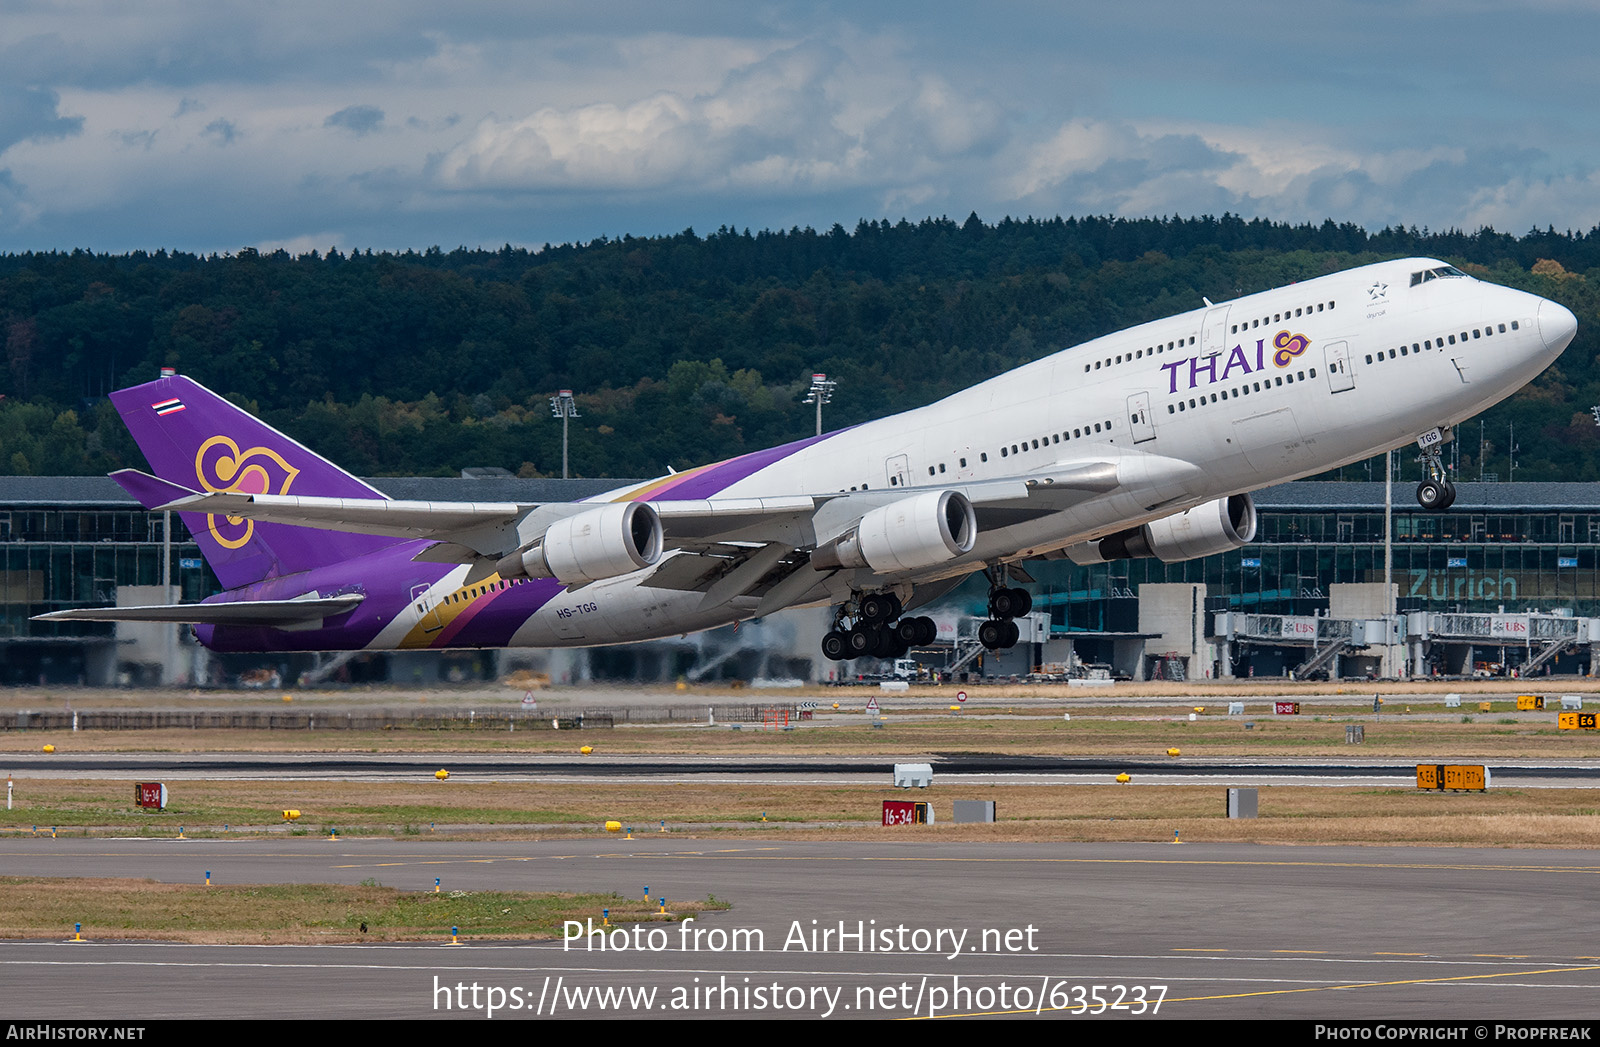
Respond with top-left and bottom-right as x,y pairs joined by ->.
1405,611 -> 1597,678
1212,611 -> 1402,680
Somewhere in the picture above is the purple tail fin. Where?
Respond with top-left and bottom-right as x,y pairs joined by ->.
110,375 -> 398,589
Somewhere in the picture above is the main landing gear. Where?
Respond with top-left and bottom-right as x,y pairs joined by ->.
979,571 -> 1032,651
820,590 -> 938,662
1415,441 -> 1457,510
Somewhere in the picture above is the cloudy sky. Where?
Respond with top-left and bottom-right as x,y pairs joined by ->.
2,1 -> 1598,253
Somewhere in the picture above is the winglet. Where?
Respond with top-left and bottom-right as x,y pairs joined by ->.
110,469 -> 199,510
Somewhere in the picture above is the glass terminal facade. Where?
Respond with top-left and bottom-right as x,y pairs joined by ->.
4,478 -> 1600,684
1022,483 -> 1600,633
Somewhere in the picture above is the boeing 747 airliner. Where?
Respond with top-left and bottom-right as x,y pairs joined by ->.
38,257 -> 1577,661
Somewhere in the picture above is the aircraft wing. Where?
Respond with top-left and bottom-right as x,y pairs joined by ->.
152,464 -> 1113,544
144,462 -> 1120,547
35,594 -> 366,626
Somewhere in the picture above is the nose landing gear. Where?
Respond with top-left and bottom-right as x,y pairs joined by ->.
1415,441 -> 1457,510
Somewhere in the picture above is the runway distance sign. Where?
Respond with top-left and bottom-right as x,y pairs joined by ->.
1416,764 -> 1490,791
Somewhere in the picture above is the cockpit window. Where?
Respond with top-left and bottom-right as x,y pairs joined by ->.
1409,265 -> 1468,286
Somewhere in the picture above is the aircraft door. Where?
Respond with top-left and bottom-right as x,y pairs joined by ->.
410,583 -> 443,633
1201,305 -> 1231,358
1127,392 -> 1156,443
885,454 -> 910,488
1323,340 -> 1355,393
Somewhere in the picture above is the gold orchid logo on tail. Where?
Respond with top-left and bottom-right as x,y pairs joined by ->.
194,436 -> 300,549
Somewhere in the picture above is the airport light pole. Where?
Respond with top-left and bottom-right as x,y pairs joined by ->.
549,389 -> 579,479
803,373 -> 836,437
1384,448 -> 1395,677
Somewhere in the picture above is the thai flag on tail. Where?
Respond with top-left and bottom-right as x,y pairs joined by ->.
151,398 -> 186,415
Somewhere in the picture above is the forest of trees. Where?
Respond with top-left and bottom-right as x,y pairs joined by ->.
2,212 -> 1599,483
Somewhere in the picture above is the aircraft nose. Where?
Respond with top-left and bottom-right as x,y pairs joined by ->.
1538,298 -> 1578,354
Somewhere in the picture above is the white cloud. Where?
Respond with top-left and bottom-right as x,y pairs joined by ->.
1462,171 -> 1600,233
257,231 -> 348,255
432,39 -> 1002,201
2,5 -> 1600,248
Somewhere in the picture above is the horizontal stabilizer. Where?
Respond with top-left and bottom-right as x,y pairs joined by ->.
34,594 -> 366,626
110,469 -> 200,510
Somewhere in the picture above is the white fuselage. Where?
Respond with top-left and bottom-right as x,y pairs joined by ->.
405,258 -> 1574,649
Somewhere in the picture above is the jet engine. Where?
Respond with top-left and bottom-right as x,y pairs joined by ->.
497,502 -> 663,585
812,490 -> 977,573
1065,494 -> 1256,565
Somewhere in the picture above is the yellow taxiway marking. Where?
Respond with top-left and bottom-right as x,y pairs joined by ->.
1164,963 -> 1600,1005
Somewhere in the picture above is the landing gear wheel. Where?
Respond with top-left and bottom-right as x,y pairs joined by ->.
847,624 -> 875,657
979,619 -> 1008,650
894,615 -> 938,646
979,619 -> 1021,650
1416,479 -> 1448,510
870,625 -> 900,659
821,630 -> 849,661
859,592 -> 902,623
1415,437 -> 1456,511
989,587 -> 1032,619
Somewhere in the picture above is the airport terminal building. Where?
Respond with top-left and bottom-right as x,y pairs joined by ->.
6,476 -> 1600,685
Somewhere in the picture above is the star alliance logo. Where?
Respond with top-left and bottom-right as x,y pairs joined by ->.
1367,281 -> 1388,302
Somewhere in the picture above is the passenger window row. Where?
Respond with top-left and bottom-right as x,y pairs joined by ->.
997,418 -> 1117,459
1165,368 -> 1319,414
1363,322 -> 1518,364
1085,334 -> 1197,373
1231,301 -> 1333,335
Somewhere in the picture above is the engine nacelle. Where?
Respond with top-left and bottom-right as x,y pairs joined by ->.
1065,494 -> 1256,565
497,502 -> 663,585
812,490 -> 977,573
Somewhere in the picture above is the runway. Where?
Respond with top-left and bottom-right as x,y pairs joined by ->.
12,751 -> 1600,788
5,837 -> 1600,1019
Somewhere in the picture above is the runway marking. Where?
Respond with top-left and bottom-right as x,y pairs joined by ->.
18,845 -> 1600,880
1162,963 -> 1600,1006
1172,948 -> 1228,952
1270,949 -> 1328,954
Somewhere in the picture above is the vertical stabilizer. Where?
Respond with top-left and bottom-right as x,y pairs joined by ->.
110,375 -> 397,588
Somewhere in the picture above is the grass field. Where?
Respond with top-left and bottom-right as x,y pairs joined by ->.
0,877 -> 726,943
6,704 -> 1600,757
7,776 -> 1600,848
4,684 -> 1600,848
